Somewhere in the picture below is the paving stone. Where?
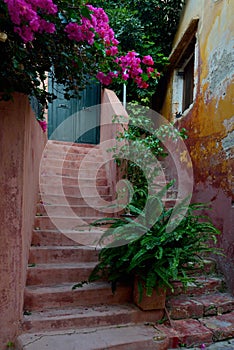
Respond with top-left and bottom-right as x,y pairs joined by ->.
199,311 -> 234,341
180,338 -> 234,349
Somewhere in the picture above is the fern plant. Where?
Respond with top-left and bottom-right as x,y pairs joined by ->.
89,190 -> 221,299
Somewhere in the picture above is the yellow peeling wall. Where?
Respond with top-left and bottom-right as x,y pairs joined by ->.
160,0 -> 234,292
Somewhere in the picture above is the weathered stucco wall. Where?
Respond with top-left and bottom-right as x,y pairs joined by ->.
0,94 -> 46,345
160,0 -> 234,292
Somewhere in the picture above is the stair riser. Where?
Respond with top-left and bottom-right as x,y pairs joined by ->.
38,195 -> 112,206
36,204 -> 116,217
46,140 -> 100,151
29,248 -> 99,264
31,231 -> 98,247
40,185 -> 110,196
41,167 -> 107,178
27,266 -> 96,286
24,287 -> 132,311
40,176 -> 108,187
42,151 -> 103,163
22,309 -> 164,334
46,141 -> 100,151
41,157 -> 103,169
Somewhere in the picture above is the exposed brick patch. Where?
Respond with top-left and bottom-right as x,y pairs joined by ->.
166,295 -> 203,319
156,319 -> 213,348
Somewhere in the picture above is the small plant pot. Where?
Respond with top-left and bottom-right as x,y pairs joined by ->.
133,278 -> 166,311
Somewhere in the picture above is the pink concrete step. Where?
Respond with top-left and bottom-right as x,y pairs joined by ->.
22,304 -> 164,333
29,246 -> 99,264
166,292 -> 234,319
42,151 -> 103,163
41,166 -> 107,178
26,262 -> 98,286
31,229 -> 106,246
17,312 -> 234,350
40,184 -> 110,196
156,311 -> 234,348
34,215 -> 111,230
24,282 -> 132,311
41,157 -> 104,169
47,140 -> 99,149
36,204 -> 115,218
38,194 -> 112,206
40,174 -> 108,187
46,140 -> 99,150
16,324 -> 169,350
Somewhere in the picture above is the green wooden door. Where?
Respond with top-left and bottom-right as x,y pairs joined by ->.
48,79 -> 101,144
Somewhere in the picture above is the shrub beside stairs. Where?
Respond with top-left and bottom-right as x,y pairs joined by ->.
16,141 -> 234,350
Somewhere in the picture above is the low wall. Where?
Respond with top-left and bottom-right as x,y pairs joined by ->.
0,93 -> 46,345
100,89 -> 128,200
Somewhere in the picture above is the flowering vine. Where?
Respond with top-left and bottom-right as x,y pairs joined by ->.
0,0 -> 161,130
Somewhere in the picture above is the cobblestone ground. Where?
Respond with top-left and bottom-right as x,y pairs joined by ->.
182,338 -> 234,350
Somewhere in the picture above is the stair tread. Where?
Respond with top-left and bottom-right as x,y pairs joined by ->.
33,228 -> 106,233
25,281 -> 124,293
28,262 -> 97,269
23,303 -> 141,320
17,324 -> 168,350
35,215 -> 113,219
30,245 -> 100,250
41,174 -> 107,180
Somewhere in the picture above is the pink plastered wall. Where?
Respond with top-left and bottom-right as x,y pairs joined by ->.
0,93 -> 46,345
100,89 -> 129,201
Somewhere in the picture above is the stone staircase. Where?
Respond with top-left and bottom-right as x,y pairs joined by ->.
16,141 -> 234,349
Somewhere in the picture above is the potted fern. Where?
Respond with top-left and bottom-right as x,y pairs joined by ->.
89,188 -> 221,310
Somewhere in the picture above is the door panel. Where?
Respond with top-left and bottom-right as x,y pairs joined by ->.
48,79 -> 101,144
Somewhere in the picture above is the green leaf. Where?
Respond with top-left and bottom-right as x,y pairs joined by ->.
81,6 -> 92,19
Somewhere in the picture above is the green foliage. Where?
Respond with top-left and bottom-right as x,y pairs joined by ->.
89,192 -> 221,296
0,1 -> 101,108
110,104 -> 187,210
91,0 -> 185,103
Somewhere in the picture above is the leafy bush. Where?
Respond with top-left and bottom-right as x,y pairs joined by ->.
109,104 -> 187,210
0,0 -> 161,116
89,192 -> 221,297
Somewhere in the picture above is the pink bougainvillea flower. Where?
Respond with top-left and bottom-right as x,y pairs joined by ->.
38,120 -> 47,132
142,55 -> 154,66
4,0 -> 58,42
122,72 -> 129,80
106,46 -> 118,56
147,67 -> 154,75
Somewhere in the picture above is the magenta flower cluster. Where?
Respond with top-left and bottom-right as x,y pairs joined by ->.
65,5 -> 119,48
4,1 -> 160,98
4,0 -> 57,42
38,119 -> 47,132
97,52 -> 159,88
63,5 -> 159,88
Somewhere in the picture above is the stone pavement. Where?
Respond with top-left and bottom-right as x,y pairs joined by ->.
183,338 -> 234,350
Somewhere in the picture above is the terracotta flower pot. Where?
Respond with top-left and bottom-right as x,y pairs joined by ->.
133,278 -> 166,310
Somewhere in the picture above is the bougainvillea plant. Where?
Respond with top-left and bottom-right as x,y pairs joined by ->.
0,0 -> 161,117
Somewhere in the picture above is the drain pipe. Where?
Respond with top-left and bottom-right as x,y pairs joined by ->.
123,83 -> 127,110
